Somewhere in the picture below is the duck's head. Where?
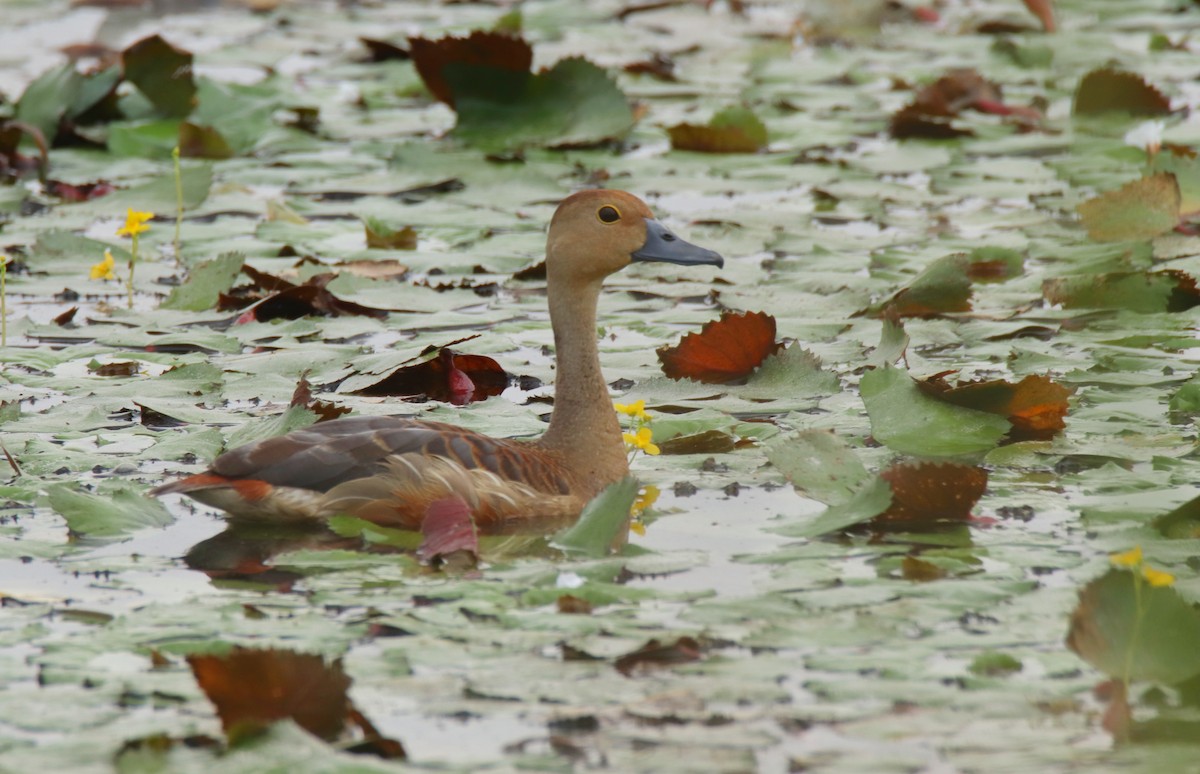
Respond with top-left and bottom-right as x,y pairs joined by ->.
546,190 -> 723,284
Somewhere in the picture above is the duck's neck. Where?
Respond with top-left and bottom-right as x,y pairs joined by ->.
538,276 -> 629,492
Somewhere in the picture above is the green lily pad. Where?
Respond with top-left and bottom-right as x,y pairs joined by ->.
45,484 -> 174,538
860,366 -> 1010,456
161,252 -> 244,311
447,57 -> 634,152
1067,568 -> 1200,685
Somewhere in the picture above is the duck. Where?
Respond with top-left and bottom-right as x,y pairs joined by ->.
151,190 -> 723,531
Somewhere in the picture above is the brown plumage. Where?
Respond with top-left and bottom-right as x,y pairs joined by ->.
152,190 -> 723,531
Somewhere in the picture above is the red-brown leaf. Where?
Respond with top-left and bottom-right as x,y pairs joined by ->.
408,31 -> 532,108
187,648 -> 352,742
877,462 -> 988,527
658,310 -> 781,383
418,496 -> 479,565
352,347 -> 509,404
919,373 -> 1074,441
614,636 -> 702,676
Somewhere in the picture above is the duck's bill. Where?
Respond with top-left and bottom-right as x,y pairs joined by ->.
631,218 -> 724,268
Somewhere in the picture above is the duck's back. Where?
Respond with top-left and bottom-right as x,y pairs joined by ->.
154,415 -> 580,529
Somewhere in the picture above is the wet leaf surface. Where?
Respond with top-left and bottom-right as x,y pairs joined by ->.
2,0 -> 1200,769
657,310 -> 781,383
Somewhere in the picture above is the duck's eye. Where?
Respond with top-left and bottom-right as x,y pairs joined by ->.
597,205 -> 621,224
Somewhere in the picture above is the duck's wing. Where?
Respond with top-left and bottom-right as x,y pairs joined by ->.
152,415 -> 578,527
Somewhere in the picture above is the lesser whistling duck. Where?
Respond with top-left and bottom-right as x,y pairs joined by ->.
152,190 -> 723,530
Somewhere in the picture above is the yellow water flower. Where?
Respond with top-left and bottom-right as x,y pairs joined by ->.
614,399 -> 650,421
622,426 -> 659,456
1110,546 -> 1143,569
117,209 -> 153,237
90,250 -> 117,281
1141,566 -> 1175,587
631,485 -> 659,517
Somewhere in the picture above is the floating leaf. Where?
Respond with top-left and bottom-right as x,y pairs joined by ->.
552,476 -> 638,557
352,347 -> 509,405
1042,269 -> 1200,313
363,218 -> 417,250
667,106 -> 768,153
1066,569 -> 1200,685
188,648 -> 352,742
409,31 -> 532,108
876,461 -> 987,527
410,31 -> 632,151
871,255 -> 972,318
418,496 -> 479,566
860,366 -> 1011,456
1076,173 -> 1180,242
179,122 -> 234,159
122,35 -> 197,118
235,274 -> 391,322
1073,68 -> 1171,117
161,252 -> 244,311
888,69 -> 1028,139
1152,492 -> 1200,539
658,310 -> 782,383
614,636 -> 702,676
289,372 -> 351,422
46,483 -> 174,538
918,373 -> 1074,442
764,430 -> 871,505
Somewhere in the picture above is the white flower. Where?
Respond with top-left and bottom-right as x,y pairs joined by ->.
1124,120 -> 1165,153
555,571 -> 585,589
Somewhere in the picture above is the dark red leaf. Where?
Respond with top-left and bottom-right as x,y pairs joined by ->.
353,346 -> 509,404
187,648 -> 352,742
408,31 -> 533,107
614,636 -> 703,676
418,496 -> 479,565
877,462 -> 988,527
44,179 -> 114,202
657,310 -> 782,383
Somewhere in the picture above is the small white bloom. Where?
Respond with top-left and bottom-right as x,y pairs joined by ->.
555,571 -> 585,589
1124,119 -> 1165,153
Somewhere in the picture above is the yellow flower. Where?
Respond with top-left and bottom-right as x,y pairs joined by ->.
614,399 -> 650,421
623,426 -> 660,456
90,250 -> 117,281
1110,546 -> 1143,569
1142,566 -> 1175,587
117,209 -> 153,237
631,485 -> 659,518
